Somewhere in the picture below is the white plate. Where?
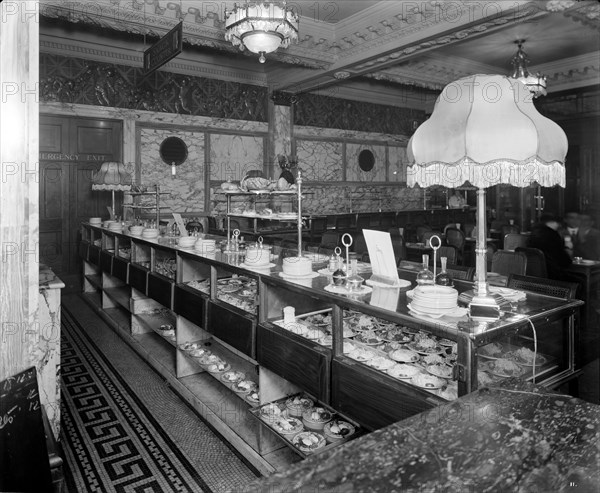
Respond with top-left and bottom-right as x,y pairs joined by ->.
279,272 -> 320,279
408,304 -> 467,319
406,341 -> 445,355
389,348 -> 420,363
426,364 -> 453,379
411,374 -> 446,389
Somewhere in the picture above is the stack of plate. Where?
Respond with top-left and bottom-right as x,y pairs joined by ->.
108,222 -> 122,233
195,238 -> 216,253
142,228 -> 159,239
89,217 -> 101,225
129,225 -> 144,236
409,285 -> 458,315
177,236 -> 196,248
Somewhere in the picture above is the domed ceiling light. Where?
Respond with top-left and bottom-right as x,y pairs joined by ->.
225,1 -> 299,64
510,39 -> 547,98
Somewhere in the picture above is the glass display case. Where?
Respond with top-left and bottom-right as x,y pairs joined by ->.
79,221 -> 582,470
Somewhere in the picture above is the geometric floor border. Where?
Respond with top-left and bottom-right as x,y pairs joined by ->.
61,307 -> 214,493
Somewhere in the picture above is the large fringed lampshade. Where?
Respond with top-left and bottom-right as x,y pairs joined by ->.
91,162 -> 132,218
407,74 -> 567,323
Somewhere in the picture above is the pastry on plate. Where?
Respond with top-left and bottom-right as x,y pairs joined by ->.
292,431 -> 326,454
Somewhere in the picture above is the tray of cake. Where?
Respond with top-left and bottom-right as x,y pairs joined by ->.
249,392 -> 364,458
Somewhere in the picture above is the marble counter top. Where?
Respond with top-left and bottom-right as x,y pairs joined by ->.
246,379 -> 600,492
39,264 -> 65,290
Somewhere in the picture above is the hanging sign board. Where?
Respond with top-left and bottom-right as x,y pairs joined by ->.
143,21 -> 183,75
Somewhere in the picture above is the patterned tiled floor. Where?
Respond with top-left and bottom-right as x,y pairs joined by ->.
61,295 -> 261,492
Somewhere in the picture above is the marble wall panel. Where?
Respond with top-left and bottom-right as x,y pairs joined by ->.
296,139 -> 343,181
138,127 -> 206,213
345,143 -> 387,182
301,185 -> 424,214
209,133 -> 264,182
389,146 -> 409,183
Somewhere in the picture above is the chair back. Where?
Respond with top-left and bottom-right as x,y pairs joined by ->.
391,237 -> 406,263
507,274 -> 579,300
491,250 -> 527,277
445,227 -> 466,250
379,213 -> 396,230
320,231 -> 340,249
353,234 -> 368,255
463,223 -> 475,238
422,231 -> 443,247
446,264 -> 474,281
335,215 -> 352,230
502,224 -> 521,236
356,214 -> 371,230
515,247 -> 548,278
504,233 -> 529,251
416,225 -> 432,242
436,245 -> 458,266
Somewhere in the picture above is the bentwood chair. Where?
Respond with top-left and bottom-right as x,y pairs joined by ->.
446,264 -> 475,282
436,245 -> 458,266
507,274 -> 579,300
445,227 -> 466,264
515,247 -> 548,278
504,233 -> 529,251
320,231 -> 340,250
416,225 -> 432,243
490,250 -> 527,277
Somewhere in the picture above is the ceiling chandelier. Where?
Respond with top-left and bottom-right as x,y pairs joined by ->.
225,1 -> 299,64
510,39 -> 547,98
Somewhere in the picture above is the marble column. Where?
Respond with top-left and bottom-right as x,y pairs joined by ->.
38,266 -> 65,440
0,2 -> 40,383
268,91 -> 295,179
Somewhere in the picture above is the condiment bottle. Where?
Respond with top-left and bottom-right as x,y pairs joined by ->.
416,254 -> 434,285
332,252 -> 347,286
435,256 -> 453,286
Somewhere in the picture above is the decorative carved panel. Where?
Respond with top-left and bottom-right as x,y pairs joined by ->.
294,92 -> 426,135
39,53 -> 268,122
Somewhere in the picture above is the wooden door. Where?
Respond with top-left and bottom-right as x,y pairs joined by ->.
39,116 -> 122,279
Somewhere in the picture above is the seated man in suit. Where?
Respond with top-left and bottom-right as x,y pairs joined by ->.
528,213 -> 572,280
575,214 -> 600,260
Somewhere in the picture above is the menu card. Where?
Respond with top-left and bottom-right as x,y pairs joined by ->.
363,229 -> 402,287
172,213 -> 188,236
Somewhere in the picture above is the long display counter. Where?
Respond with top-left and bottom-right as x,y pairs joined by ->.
80,223 -> 582,474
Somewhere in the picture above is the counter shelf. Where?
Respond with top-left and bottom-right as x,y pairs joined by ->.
249,391 -> 364,459
177,337 -> 260,405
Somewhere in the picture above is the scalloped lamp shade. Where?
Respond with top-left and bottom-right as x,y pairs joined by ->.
91,162 -> 131,218
407,74 -> 567,189
91,162 -> 131,191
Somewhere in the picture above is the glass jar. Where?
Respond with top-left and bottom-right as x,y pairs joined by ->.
346,259 -> 364,292
435,256 -> 453,286
416,254 -> 435,285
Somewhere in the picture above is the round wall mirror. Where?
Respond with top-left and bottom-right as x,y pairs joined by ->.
160,137 -> 188,166
358,149 -> 375,172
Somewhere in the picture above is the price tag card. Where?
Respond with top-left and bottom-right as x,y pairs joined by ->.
363,229 -> 402,287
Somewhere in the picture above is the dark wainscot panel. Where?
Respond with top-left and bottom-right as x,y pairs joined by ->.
257,323 -> 331,404
174,284 -> 207,329
147,272 -> 174,310
208,301 -> 255,359
112,257 -> 129,283
78,240 -> 89,261
100,250 -> 113,274
331,358 -> 442,430
88,244 -> 101,267
128,264 -> 148,295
